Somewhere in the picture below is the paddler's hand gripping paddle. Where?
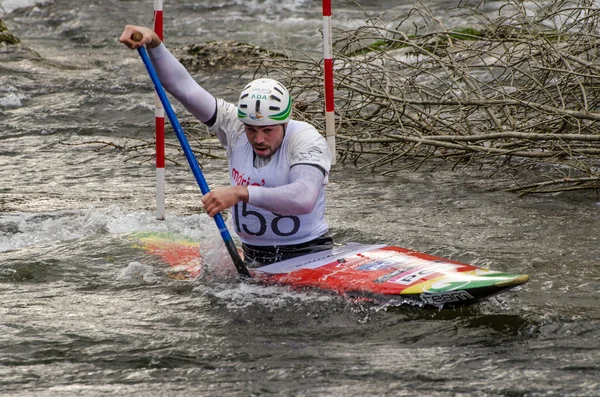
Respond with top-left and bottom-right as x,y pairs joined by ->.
131,32 -> 251,278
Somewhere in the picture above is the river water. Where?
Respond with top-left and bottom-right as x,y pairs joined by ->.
1,0 -> 600,396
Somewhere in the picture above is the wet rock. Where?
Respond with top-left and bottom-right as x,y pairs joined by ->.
0,20 -> 20,45
173,40 -> 285,71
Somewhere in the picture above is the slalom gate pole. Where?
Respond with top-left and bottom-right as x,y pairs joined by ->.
133,37 -> 251,278
154,0 -> 166,220
322,0 -> 336,165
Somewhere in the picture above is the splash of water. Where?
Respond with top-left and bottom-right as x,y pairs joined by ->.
116,261 -> 160,283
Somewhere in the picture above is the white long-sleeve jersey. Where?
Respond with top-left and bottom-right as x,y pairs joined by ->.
148,44 -> 332,245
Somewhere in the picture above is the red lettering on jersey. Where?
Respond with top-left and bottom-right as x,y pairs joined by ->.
232,167 -> 266,187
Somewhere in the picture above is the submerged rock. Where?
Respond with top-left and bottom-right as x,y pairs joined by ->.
173,40 -> 284,71
0,20 -> 20,45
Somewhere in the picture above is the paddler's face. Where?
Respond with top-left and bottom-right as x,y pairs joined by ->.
244,123 -> 286,159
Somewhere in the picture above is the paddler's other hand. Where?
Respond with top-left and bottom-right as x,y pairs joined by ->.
201,186 -> 249,218
119,25 -> 161,50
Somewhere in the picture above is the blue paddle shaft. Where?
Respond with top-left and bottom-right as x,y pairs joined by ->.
136,45 -> 250,277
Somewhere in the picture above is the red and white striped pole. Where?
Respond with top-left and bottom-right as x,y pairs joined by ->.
322,0 -> 336,164
154,0 -> 166,219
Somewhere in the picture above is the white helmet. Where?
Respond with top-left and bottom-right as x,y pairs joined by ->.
237,78 -> 292,126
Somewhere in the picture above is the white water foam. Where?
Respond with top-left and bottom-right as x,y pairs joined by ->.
0,205 -> 214,252
206,282 -> 334,311
0,92 -> 27,109
0,0 -> 51,15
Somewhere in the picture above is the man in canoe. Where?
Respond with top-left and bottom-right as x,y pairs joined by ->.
119,25 -> 333,267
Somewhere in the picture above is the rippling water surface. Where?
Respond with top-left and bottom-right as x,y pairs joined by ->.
1,0 -> 600,396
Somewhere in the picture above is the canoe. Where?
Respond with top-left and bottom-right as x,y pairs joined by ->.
132,232 -> 529,307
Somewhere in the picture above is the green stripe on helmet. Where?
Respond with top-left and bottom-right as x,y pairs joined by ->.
238,109 -> 247,119
269,98 -> 292,122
